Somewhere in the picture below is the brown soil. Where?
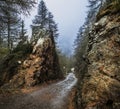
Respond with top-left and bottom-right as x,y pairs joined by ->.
67,88 -> 77,109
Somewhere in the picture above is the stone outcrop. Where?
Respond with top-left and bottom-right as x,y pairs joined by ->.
0,31 -> 63,88
77,13 -> 120,109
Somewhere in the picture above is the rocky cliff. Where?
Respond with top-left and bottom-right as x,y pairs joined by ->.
0,31 -> 63,88
76,9 -> 120,109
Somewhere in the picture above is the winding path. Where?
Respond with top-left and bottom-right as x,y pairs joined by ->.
0,73 -> 77,109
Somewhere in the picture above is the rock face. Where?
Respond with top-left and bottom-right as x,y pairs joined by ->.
78,14 -> 120,108
1,32 -> 63,88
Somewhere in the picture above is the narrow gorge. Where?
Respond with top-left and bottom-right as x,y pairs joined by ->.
0,0 -> 120,109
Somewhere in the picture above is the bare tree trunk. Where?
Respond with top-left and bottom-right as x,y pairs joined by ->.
7,16 -> 11,52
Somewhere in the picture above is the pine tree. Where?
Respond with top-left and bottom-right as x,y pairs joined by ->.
19,20 -> 28,44
47,12 -> 59,39
0,33 -> 3,47
3,7 -> 21,50
0,28 -> 5,47
87,0 -> 104,25
0,0 -> 36,50
31,0 -> 59,40
31,0 -> 48,39
74,27 -> 83,50
38,0 -> 48,27
0,0 -> 36,29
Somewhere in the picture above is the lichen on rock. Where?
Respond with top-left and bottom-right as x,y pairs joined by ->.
78,12 -> 120,109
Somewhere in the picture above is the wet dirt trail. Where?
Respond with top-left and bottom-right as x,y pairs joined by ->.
0,73 -> 77,109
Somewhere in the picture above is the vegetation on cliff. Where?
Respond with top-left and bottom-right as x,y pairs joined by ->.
0,0 -> 63,89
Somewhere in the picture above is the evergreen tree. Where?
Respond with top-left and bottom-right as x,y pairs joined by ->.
19,20 -> 28,44
0,0 -> 36,50
5,10 -> 21,50
0,33 -> 3,47
74,27 -> 84,47
47,12 -> 59,39
31,0 -> 48,39
0,4 -> 21,50
0,0 -> 36,29
0,29 -> 5,47
87,0 -> 104,25
31,0 -> 59,40
38,0 -> 48,27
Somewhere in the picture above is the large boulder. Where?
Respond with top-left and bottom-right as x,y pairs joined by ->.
0,30 -> 63,88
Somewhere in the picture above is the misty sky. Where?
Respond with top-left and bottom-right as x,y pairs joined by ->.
25,0 -> 88,55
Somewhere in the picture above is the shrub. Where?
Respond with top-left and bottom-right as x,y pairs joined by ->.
0,48 -> 9,59
13,43 -> 33,55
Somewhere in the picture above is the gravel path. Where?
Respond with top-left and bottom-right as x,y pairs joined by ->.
0,73 -> 77,109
